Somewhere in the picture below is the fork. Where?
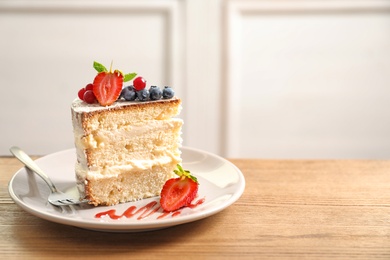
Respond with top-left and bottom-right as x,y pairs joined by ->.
10,146 -> 89,206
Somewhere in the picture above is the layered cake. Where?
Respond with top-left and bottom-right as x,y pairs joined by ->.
71,62 -> 183,206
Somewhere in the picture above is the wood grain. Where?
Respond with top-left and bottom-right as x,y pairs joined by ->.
1,157 -> 390,259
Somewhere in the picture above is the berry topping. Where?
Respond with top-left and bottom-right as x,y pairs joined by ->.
160,165 -> 199,212
133,76 -> 146,91
93,70 -> 123,106
137,88 -> 149,101
121,86 -> 137,101
73,61 -> 136,106
76,62 -> 176,104
162,86 -> 175,99
78,83 -> 94,101
83,90 -> 97,104
149,85 -> 162,100
85,83 -> 93,91
78,88 -> 86,100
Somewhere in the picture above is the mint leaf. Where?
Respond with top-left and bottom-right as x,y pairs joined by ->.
123,72 -> 137,82
93,61 -> 107,73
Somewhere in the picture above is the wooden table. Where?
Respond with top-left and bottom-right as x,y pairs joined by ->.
1,157 -> 390,259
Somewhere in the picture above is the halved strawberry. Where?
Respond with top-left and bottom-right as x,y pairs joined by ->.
93,70 -> 123,106
160,165 -> 199,212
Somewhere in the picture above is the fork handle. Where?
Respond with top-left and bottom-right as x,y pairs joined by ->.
10,146 -> 58,193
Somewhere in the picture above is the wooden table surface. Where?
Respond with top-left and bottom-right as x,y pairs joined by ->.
1,156 -> 390,259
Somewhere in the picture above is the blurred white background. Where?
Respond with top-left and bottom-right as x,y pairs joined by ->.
1,0 -> 389,159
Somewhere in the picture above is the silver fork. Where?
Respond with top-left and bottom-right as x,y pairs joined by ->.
10,146 -> 89,206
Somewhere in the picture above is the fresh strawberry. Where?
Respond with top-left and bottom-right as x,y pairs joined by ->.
160,165 -> 199,212
90,61 -> 137,106
92,70 -> 123,106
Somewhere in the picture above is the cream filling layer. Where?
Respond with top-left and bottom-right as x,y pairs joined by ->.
76,151 -> 181,180
77,119 -> 182,149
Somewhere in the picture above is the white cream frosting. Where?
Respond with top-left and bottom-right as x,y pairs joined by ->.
71,97 -> 180,113
75,151 -> 181,180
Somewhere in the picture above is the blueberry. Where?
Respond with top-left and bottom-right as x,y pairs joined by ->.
137,89 -> 149,101
162,86 -> 174,99
121,86 -> 136,101
149,85 -> 162,100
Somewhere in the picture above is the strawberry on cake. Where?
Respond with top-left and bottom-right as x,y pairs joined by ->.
71,62 -> 184,206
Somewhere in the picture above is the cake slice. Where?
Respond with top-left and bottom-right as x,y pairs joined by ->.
71,97 -> 183,206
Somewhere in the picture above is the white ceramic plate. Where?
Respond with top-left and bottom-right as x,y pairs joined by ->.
8,147 -> 245,232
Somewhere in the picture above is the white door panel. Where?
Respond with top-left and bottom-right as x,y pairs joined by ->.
223,0 -> 390,158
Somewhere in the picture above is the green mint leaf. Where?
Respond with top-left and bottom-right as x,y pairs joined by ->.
93,61 -> 107,73
123,73 -> 137,82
